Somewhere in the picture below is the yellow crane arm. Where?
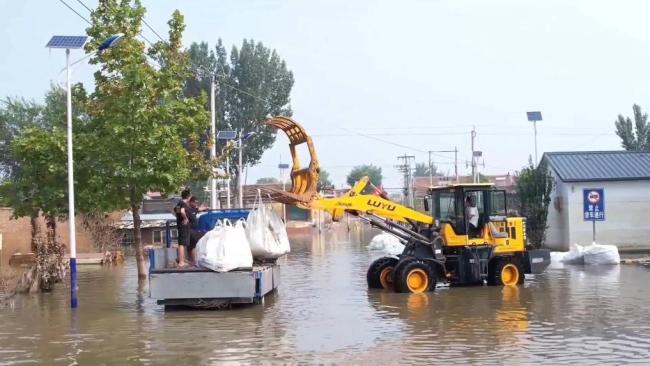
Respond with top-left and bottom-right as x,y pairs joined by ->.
309,193 -> 434,225
264,115 -> 434,226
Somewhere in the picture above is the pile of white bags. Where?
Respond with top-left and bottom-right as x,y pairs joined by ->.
368,233 -> 405,256
245,195 -> 290,259
584,243 -> 620,265
196,219 -> 253,272
551,243 -> 620,265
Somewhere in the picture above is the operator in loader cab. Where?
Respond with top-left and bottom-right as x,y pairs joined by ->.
465,194 -> 479,237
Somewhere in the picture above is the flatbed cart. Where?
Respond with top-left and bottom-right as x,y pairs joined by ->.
147,209 -> 280,309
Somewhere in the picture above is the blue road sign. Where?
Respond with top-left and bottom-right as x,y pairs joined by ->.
526,111 -> 542,121
583,188 -> 605,221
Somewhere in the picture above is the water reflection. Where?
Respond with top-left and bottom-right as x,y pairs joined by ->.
0,227 -> 649,364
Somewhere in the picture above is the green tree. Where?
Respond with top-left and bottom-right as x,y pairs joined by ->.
615,104 -> 650,151
0,84 -> 89,245
85,1 -> 213,278
346,165 -> 382,187
318,169 -> 332,191
184,40 -> 294,174
516,159 -> 554,248
256,177 -> 279,184
414,162 -> 438,177
0,98 -> 43,181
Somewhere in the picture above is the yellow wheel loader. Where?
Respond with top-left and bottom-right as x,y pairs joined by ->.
265,116 -> 551,294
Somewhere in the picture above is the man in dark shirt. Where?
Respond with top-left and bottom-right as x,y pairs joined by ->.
174,189 -> 192,267
187,197 -> 208,265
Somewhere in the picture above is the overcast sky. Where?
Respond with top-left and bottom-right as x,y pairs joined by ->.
2,0 -> 649,189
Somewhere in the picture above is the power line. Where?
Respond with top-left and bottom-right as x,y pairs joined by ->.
58,0 -> 91,24
142,19 -> 166,43
60,0 -> 157,48
75,0 -> 92,12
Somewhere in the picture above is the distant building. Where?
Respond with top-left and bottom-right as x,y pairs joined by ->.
117,198 -> 179,247
544,151 -> 650,251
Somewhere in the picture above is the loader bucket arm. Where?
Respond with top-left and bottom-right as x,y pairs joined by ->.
260,116 -> 320,205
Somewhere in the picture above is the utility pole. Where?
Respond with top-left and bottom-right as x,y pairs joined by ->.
428,151 -> 433,187
471,127 -> 477,183
428,149 -> 459,185
209,75 -> 218,210
396,154 -> 415,207
454,146 -> 459,183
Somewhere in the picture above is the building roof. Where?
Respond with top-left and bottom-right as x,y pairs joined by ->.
543,151 -> 650,182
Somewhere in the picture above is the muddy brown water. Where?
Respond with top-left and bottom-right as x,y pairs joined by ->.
1,227 -> 650,365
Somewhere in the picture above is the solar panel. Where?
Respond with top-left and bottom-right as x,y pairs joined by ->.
217,130 -> 237,140
526,111 -> 542,122
45,36 -> 88,49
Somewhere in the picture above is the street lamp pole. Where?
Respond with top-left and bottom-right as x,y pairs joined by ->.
526,111 -> 543,165
238,131 -> 255,208
46,34 -> 123,309
64,48 -> 79,308
238,133 -> 243,208
209,76 -> 218,209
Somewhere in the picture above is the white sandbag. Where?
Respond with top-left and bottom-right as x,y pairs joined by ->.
198,219 -> 253,272
368,233 -> 404,255
246,196 -> 290,259
584,243 -> 620,265
550,251 -> 567,263
560,243 -> 585,265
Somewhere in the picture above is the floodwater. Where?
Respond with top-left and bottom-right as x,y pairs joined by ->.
1,226 -> 650,365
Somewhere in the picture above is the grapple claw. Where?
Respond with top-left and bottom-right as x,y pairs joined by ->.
259,116 -> 320,206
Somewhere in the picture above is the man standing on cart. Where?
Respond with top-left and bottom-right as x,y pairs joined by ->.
174,189 -> 192,267
188,196 -> 208,266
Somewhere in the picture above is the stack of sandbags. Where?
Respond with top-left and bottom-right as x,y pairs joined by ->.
550,243 -> 619,265
196,219 -> 253,272
584,243 -> 620,265
246,203 -> 290,259
368,233 -> 405,256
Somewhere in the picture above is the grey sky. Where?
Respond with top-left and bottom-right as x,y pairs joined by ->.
1,0 -> 648,189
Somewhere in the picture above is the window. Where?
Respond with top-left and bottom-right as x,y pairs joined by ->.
489,191 -> 507,217
120,231 -> 133,246
152,230 -> 163,244
435,190 -> 457,221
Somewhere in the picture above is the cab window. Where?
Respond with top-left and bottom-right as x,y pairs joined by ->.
490,190 -> 507,217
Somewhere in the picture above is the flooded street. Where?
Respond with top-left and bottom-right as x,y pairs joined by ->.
2,227 -> 650,365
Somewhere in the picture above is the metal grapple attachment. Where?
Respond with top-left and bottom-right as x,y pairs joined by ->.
260,116 -> 320,206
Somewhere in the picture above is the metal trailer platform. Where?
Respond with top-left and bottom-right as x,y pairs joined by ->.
148,248 -> 279,308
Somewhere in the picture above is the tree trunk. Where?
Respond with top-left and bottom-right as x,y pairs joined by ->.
130,196 -> 147,279
30,213 -> 40,253
45,214 -> 57,245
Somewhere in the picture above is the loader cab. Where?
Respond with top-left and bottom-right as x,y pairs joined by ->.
427,184 -> 507,238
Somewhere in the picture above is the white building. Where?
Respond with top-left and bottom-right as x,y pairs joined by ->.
544,151 -> 650,251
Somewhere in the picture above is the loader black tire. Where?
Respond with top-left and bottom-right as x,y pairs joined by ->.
367,257 -> 399,289
393,258 -> 436,293
488,257 -> 524,286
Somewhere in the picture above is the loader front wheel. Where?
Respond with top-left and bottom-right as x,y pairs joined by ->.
367,257 -> 398,289
488,258 -> 523,286
394,259 -> 436,294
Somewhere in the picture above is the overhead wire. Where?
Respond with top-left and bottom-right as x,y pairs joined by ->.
58,0 -> 91,24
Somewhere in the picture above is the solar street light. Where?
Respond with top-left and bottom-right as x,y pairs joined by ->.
46,34 -> 123,309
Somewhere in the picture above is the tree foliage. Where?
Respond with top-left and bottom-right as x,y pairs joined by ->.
346,165 -> 382,187
85,1 -> 213,278
516,159 -> 554,248
184,40 -> 294,169
0,84 -> 89,219
256,177 -> 279,184
414,162 -> 438,177
318,169 -> 332,191
615,104 -> 650,151
0,98 -> 44,181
